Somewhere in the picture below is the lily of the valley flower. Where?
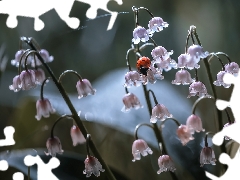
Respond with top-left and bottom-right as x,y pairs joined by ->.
19,70 -> 36,90
200,146 -> 216,167
83,155 -> 105,177
35,98 -> 56,120
157,155 -> 176,174
213,71 -> 231,88
132,139 -> 153,162
70,125 -> 86,146
9,75 -> 22,92
124,71 -> 143,87
45,136 -> 64,157
186,114 -> 205,133
187,45 -> 209,63
188,81 -> 208,98
151,46 -> 173,62
176,125 -> 194,145
224,62 -> 239,76
34,68 -> 46,85
172,69 -> 194,85
132,26 -> 149,44
121,93 -> 143,112
148,17 -> 169,34
150,104 -> 173,123
76,79 -> 96,99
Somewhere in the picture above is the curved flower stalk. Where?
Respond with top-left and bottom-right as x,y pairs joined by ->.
58,70 -> 96,99
132,123 -> 154,162
16,37 -> 116,180
148,90 -> 173,123
11,48 -> 54,67
45,115 -> 72,156
83,134 -> 105,177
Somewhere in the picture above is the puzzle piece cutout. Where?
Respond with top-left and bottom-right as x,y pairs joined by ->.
206,69 -> 240,179
24,155 -> 60,180
0,0 -> 123,31
0,126 -> 15,147
0,160 -> 24,180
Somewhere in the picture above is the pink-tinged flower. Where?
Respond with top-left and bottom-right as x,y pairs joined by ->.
132,139 -> 153,162
76,79 -> 96,99
148,17 -> 169,34
155,58 -> 177,72
31,49 -> 54,67
200,147 -> 216,167
34,68 -> 46,85
35,98 -> 56,120
142,66 -> 164,85
213,71 -> 231,88
83,155 -> 105,177
224,62 -> 239,76
45,136 -> 64,157
132,26 -> 149,44
70,125 -> 86,146
150,104 -> 173,123
11,50 -> 25,67
187,45 -> 209,62
151,46 -> 173,62
157,155 -> 176,174
172,69 -> 194,85
177,54 -> 194,69
176,125 -> 194,145
121,93 -> 143,112
19,70 -> 36,90
9,75 -> 22,92
188,81 -> 208,98
186,114 -> 205,133
124,71 -> 143,88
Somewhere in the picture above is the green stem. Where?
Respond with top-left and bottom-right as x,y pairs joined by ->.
28,167 -> 30,180
142,85 -> 178,180
25,37 -> 116,180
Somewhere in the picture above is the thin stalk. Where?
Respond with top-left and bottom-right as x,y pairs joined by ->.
142,85 -> 178,180
28,167 -> 30,180
51,115 -> 73,138
208,53 -> 225,70
58,70 -> 83,82
25,37 -> 116,180
40,77 -> 51,100
134,123 -> 153,140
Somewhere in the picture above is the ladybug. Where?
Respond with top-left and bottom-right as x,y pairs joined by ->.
136,56 -> 151,76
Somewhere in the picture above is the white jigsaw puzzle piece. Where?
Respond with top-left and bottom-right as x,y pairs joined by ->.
0,0 -> 123,31
0,126 -> 15,147
24,155 -> 60,180
206,69 -> 240,179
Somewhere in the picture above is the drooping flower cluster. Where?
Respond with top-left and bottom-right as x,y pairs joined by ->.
9,48 -> 53,92
213,62 -> 239,88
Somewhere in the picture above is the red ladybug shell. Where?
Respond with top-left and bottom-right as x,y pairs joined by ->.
137,57 -> 151,75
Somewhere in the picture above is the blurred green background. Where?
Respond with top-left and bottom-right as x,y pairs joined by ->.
0,0 -> 239,179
